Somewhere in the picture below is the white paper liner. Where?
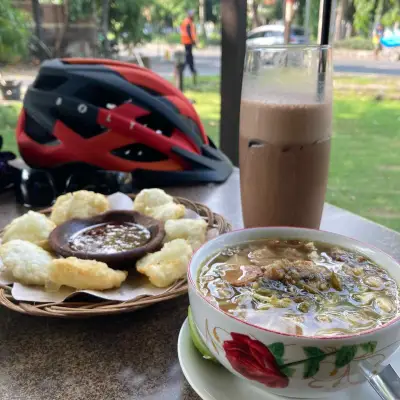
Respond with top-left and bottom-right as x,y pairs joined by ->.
1,192 -> 220,303
10,275 -> 170,303
12,283 -> 75,302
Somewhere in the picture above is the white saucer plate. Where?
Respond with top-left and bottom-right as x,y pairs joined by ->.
177,318 -> 384,400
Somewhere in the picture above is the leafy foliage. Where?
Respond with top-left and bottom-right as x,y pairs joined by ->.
0,0 -> 32,64
0,104 -> 21,155
149,0 -> 220,31
52,0 -> 153,46
380,0 -> 400,27
353,0 -> 399,37
150,0 -> 197,29
109,0 -> 150,45
308,0 -> 321,39
68,0 -> 94,22
353,0 -> 375,36
334,36 -> 374,50
207,0 -> 220,23
247,0 -> 320,40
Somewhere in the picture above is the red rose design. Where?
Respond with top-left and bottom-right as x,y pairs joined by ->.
223,333 -> 289,388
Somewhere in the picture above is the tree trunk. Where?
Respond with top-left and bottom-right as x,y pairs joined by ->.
54,0 -> 69,56
334,0 -> 348,41
252,0 -> 263,28
304,0 -> 311,42
199,0 -> 207,39
374,0 -> 384,24
31,0 -> 43,41
101,0 -> 111,57
284,0 -> 295,44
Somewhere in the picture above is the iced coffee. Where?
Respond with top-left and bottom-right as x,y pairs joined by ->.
239,46 -> 332,228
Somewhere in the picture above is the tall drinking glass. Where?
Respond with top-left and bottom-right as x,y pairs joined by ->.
239,45 -> 332,229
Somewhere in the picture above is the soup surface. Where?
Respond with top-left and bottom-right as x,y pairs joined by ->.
198,239 -> 400,336
69,222 -> 151,254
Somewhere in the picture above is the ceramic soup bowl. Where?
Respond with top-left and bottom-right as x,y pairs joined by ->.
188,227 -> 400,398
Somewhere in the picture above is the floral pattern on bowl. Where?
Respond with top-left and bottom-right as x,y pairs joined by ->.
223,332 -> 289,388
203,319 -> 398,391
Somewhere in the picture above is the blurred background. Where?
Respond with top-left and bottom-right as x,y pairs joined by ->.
0,0 -> 399,230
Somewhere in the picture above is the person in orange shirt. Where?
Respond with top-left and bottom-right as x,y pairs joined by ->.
180,10 -> 197,84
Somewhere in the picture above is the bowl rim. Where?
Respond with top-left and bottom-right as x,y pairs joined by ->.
188,226 -> 400,340
49,210 -> 165,264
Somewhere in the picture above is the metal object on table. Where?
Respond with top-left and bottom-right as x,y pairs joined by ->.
359,361 -> 400,400
174,50 -> 185,92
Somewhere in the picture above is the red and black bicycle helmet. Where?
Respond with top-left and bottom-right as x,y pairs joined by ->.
17,58 -> 232,186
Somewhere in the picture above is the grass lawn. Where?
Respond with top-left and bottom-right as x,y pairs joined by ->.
0,103 -> 20,154
187,76 -> 400,231
330,93 -> 400,231
1,75 -> 400,231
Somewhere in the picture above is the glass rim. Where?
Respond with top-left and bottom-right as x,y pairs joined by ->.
246,44 -> 331,50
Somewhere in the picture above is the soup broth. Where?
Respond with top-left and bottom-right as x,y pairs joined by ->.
198,239 -> 400,337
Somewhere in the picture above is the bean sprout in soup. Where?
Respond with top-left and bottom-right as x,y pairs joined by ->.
198,239 -> 400,337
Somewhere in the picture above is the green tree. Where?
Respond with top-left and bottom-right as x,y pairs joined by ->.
353,0 -> 375,36
311,0 -> 321,36
381,0 -> 400,27
149,0 -> 220,33
206,0 -> 220,23
0,0 -> 31,64
68,0 -> 94,21
67,0 -> 152,50
151,0 -> 197,29
109,0 -> 150,46
353,0 -> 399,37
374,0 -> 384,24
32,0 -> 43,41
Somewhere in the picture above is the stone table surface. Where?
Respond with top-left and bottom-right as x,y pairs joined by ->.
1,169 -> 400,400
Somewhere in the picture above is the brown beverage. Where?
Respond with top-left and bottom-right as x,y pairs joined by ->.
239,100 -> 331,228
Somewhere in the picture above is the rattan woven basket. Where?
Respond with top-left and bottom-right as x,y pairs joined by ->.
0,195 -> 231,318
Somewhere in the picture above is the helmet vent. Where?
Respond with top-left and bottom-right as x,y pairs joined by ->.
24,113 -> 60,145
34,75 -> 68,91
56,112 -> 108,139
111,143 -> 168,162
136,113 -> 174,137
74,84 -> 130,109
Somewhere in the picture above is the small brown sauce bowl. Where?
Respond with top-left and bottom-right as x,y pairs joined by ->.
49,211 -> 165,268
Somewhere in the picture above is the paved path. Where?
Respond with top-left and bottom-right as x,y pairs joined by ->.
149,56 -> 400,78
133,45 -> 400,77
334,59 -> 400,76
2,52 -> 399,92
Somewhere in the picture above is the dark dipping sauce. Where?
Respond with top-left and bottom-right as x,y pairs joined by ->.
69,222 -> 151,254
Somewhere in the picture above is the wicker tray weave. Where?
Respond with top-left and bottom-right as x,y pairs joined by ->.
0,195 -> 231,318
